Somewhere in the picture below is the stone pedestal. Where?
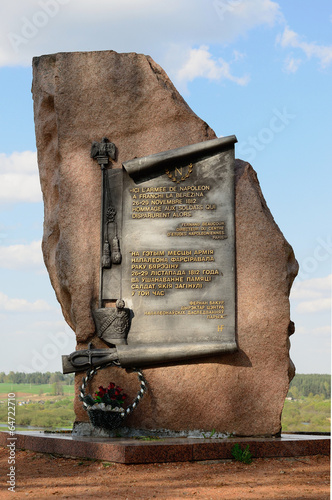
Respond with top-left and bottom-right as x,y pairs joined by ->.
32,50 -> 298,437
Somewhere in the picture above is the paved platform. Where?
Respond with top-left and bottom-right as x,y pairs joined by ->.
0,431 -> 329,464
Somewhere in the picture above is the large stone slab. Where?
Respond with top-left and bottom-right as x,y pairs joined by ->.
32,50 -> 298,436
0,432 -> 329,464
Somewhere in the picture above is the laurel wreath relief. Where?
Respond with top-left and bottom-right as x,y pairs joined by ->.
165,163 -> 193,183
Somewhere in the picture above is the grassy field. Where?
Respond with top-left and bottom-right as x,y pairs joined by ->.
0,398 -> 75,429
0,383 -> 74,396
281,396 -> 330,433
0,383 -> 75,429
0,383 -> 330,433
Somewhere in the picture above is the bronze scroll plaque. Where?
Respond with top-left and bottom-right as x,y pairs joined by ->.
102,136 -> 237,366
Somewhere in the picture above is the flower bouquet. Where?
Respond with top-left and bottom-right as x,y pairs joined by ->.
79,366 -> 146,431
81,383 -> 128,430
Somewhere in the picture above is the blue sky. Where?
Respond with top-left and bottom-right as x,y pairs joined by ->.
0,0 -> 330,374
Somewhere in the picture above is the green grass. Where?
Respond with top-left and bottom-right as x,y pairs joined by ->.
0,382 -> 75,429
231,444 -> 252,464
0,383 -> 74,396
282,396 -> 331,433
0,397 -> 75,429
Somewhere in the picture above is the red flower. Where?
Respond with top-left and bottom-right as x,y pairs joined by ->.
93,382 -> 127,407
96,386 -> 107,397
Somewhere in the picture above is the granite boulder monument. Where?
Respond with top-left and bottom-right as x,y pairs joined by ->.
32,50 -> 298,437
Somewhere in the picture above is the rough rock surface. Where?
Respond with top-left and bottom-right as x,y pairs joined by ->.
32,50 -> 298,436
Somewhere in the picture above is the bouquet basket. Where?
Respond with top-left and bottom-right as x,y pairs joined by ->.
79,363 -> 146,431
87,407 -> 125,431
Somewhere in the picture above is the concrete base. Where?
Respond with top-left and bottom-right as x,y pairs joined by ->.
0,431 -> 329,464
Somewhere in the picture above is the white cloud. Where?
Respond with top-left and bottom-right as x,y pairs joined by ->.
277,26 -> 332,70
32,319 -> 67,330
176,45 -> 250,89
0,309 -> 76,373
283,55 -> 302,74
232,49 -> 246,62
297,298 -> 330,314
0,151 -> 42,203
291,274 -> 331,314
312,325 -> 331,337
0,240 -> 44,270
0,0 -> 282,68
0,291 -> 51,312
213,0 -> 282,27
291,274 -> 331,300
295,324 -> 331,337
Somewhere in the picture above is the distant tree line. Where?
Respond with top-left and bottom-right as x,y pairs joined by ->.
0,371 -> 74,385
288,374 -> 330,399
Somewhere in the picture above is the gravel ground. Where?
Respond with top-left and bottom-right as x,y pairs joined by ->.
0,447 -> 330,499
